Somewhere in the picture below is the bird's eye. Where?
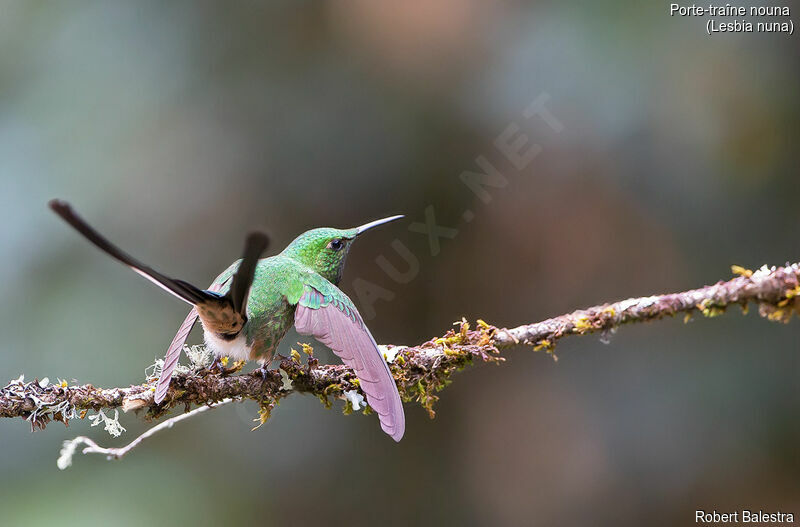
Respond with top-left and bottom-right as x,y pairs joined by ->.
327,238 -> 344,251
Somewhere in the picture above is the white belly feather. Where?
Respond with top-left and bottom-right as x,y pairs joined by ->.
201,323 -> 252,362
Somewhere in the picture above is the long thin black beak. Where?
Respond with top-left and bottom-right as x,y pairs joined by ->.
354,215 -> 404,235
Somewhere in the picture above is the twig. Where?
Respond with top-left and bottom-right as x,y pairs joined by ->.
57,399 -> 233,469
1,262 -> 797,459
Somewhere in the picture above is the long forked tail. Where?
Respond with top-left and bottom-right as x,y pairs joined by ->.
49,200 -> 269,402
50,200 -> 215,305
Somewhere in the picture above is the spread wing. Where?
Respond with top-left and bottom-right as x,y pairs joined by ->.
154,262 -> 239,404
292,280 -> 405,442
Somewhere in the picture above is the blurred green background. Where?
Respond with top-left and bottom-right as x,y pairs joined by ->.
1,1 -> 798,526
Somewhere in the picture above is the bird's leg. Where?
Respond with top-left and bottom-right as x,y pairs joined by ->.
208,356 -> 226,375
257,361 -> 272,381
248,346 -> 275,381
209,356 -> 244,375
256,356 -> 273,381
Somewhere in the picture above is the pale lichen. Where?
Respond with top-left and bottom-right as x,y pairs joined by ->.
380,345 -> 402,363
279,369 -> 293,391
144,358 -> 165,383
88,409 -> 126,437
185,345 -> 214,369
145,344 -> 216,384
343,390 -> 366,411
2,375 -> 78,429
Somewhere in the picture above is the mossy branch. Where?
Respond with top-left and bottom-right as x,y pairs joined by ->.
2,263 -> 799,458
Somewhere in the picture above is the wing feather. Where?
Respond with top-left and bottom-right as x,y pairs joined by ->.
154,308 -> 198,403
294,286 -> 405,441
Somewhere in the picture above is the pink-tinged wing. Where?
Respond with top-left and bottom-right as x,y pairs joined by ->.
154,308 -> 198,403
294,287 -> 405,441
153,279 -> 228,404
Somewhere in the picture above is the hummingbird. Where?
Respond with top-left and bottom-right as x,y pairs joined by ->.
49,200 -> 406,441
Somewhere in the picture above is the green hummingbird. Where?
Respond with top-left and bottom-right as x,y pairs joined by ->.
49,200 -> 406,441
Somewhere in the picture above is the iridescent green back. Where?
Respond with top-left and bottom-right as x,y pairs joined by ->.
214,226 -> 359,361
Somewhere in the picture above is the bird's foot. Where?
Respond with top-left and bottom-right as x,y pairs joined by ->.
257,365 -> 270,381
207,357 -> 228,376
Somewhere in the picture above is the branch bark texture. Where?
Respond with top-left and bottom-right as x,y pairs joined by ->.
2,263 -> 799,431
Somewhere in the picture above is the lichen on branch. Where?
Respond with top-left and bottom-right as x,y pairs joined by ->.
1,262 -> 798,438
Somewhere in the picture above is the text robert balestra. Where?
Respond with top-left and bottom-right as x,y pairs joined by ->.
696,510 -> 794,523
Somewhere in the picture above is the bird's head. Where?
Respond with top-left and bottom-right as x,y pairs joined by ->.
282,215 -> 403,285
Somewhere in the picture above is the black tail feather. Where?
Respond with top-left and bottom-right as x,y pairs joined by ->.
228,232 -> 269,316
48,200 -> 268,309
